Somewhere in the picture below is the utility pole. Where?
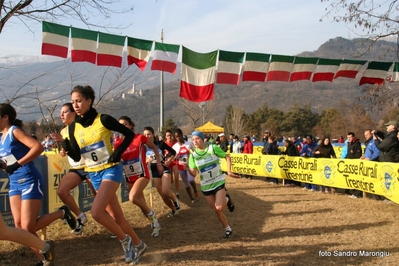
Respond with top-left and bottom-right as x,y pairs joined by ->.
159,29 -> 164,135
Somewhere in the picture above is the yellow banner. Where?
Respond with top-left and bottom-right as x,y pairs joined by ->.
221,154 -> 399,204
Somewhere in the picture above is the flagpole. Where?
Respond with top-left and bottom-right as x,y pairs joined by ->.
160,29 -> 164,135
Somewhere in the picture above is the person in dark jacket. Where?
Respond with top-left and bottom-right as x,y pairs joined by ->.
345,132 -> 362,159
281,139 -> 300,187
218,133 -> 229,152
373,121 -> 399,163
313,136 -> 336,193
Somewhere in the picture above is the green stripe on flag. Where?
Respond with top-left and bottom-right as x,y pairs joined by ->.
270,54 -> 294,63
317,58 -> 341,66
219,50 -> 244,63
294,57 -> 318,64
127,37 -> 153,51
245,52 -> 270,62
182,46 -> 217,70
42,21 -> 69,37
98,32 -> 125,46
367,61 -> 392,71
341,59 -> 367,65
71,27 -> 97,41
154,42 -> 180,53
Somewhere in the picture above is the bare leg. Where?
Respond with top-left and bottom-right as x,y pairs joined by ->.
204,189 -> 229,228
128,178 -> 151,216
153,178 -> 175,211
57,171 -> 84,216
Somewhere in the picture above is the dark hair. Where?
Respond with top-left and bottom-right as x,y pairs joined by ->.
0,103 -> 23,128
233,135 -> 239,140
284,139 -> 293,145
347,132 -> 355,137
71,85 -> 95,107
62,102 -> 75,112
321,136 -> 332,147
175,128 -> 183,136
143,126 -> 155,142
118,116 -> 135,127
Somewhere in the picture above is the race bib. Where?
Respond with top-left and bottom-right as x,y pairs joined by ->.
122,158 -> 143,177
81,141 -> 110,168
1,153 -> 17,165
178,155 -> 188,165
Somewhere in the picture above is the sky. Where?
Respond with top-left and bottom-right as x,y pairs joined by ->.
0,0 -> 355,58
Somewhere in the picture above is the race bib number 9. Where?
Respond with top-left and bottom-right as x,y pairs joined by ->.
122,158 -> 143,177
81,141 -> 110,168
178,155 -> 188,165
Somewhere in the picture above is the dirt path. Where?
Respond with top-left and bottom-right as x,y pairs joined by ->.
1,176 -> 399,266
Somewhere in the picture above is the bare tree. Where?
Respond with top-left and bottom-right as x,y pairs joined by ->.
175,98 -> 215,129
0,0 -> 135,34
321,0 -> 399,56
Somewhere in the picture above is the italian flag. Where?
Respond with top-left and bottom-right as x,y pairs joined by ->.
179,46 -> 217,102
41,21 -> 69,58
289,57 -> 318,82
242,52 -> 270,82
127,37 -> 153,71
391,62 -> 399,82
266,54 -> 294,82
97,32 -> 125,67
334,59 -> 367,79
151,42 -> 180,74
70,27 -> 98,64
216,50 -> 245,85
359,61 -> 392,85
312,59 -> 341,82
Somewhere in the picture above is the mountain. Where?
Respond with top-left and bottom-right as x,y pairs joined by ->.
1,37 -> 398,133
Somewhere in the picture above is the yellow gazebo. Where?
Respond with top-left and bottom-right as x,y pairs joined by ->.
195,121 -> 224,134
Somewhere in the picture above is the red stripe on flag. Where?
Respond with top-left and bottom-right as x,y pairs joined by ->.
334,70 -> 358,79
266,71 -> 290,82
312,73 -> 335,82
179,81 -> 214,102
127,56 -> 147,71
41,43 -> 68,58
359,77 -> 385,86
151,60 -> 177,74
242,71 -> 266,82
216,73 -> 240,85
289,72 -> 312,82
71,50 -> 96,64
97,54 -> 122,67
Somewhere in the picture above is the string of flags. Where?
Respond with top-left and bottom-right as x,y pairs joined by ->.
41,21 -> 399,102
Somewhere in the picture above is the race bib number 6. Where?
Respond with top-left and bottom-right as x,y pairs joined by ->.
81,141 -> 110,168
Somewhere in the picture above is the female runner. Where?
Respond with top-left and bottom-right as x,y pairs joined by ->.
0,103 -> 76,265
53,103 -> 96,235
187,131 -> 236,239
143,127 -> 180,217
60,85 -> 146,264
115,116 -> 162,237
172,128 -> 199,205
164,130 -> 180,198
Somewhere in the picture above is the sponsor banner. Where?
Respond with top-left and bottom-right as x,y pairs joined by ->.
221,154 -> 399,204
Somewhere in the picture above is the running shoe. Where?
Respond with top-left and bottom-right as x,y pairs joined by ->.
74,214 -> 88,235
151,226 -> 161,237
167,210 -> 178,217
120,235 -> 135,263
41,240 -> 55,266
226,194 -> 235,212
134,241 -> 147,263
194,192 -> 200,202
174,199 -> 181,211
223,230 -> 233,239
175,193 -> 180,199
59,205 -> 77,230
110,233 -> 117,239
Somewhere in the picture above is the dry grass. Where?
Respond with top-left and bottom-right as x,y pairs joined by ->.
1,177 -> 399,266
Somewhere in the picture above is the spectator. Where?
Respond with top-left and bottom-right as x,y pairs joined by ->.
281,139 -> 300,187
345,132 -> 363,198
262,130 -> 271,155
313,136 -> 336,193
338,136 -> 345,143
251,135 -> 256,142
361,129 -> 380,161
218,133 -> 229,152
346,132 -> 362,159
229,133 -> 234,153
232,135 -> 242,154
373,121 -> 399,163
242,135 -> 253,154
265,135 -> 280,184
300,135 -> 318,191
41,134 -> 54,152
